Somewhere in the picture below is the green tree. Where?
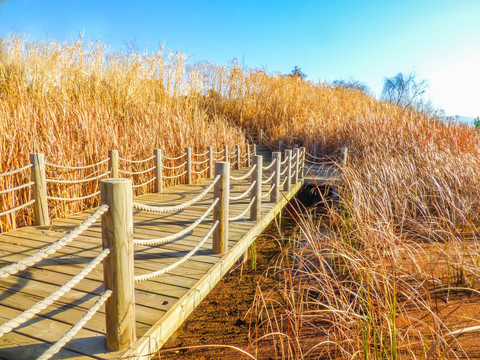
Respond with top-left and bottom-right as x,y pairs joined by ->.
288,66 -> 307,80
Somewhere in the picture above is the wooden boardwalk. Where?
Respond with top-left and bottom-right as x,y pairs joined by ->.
0,167 -> 302,360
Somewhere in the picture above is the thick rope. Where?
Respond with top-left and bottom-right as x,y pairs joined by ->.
118,155 -> 155,164
132,177 -> 157,189
305,151 -> 329,161
229,197 -> 256,221
261,184 -> 275,199
262,171 -> 276,184
163,161 -> 187,170
133,198 -> 218,246
0,164 -> 33,177
230,164 -> 256,181
0,204 -> 109,279
193,150 -> 209,157
280,158 -> 288,166
36,290 -> 112,360
212,149 -> 224,155
45,158 -> 109,170
118,166 -> 156,176
46,171 -> 110,184
133,175 -> 220,213
229,180 -> 256,201
280,167 -> 288,176
191,165 -> 209,174
0,199 -> 36,217
47,191 -> 100,201
0,181 -> 34,195
192,158 -> 209,165
163,170 -> 187,179
262,159 -> 277,171
134,221 -> 218,282
280,177 -> 288,187
163,153 -> 186,161
0,248 -> 110,337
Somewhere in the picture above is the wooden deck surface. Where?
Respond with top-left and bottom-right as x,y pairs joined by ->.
0,167 -> 303,360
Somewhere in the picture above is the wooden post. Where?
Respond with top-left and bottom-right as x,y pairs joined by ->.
342,146 -> 348,167
253,144 -> 257,156
293,148 -> 300,184
154,149 -> 162,193
250,155 -> 263,221
279,140 -> 283,154
313,144 -> 319,160
30,153 -> 50,226
108,150 -> 119,178
186,147 -> 192,184
271,152 -> 281,202
212,162 -> 230,254
236,145 -> 241,170
259,129 -> 264,145
246,144 -> 251,167
224,145 -> 229,162
101,178 -> 136,351
284,150 -> 292,191
208,146 -> 214,178
300,147 -> 306,180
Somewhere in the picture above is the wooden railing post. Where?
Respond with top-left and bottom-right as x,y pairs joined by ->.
250,155 -> 263,221
224,145 -> 229,163
342,146 -> 348,167
300,147 -> 306,180
253,144 -> 257,156
212,161 -> 230,254
186,147 -> 192,184
246,144 -> 251,167
284,150 -> 292,191
108,150 -> 119,178
271,152 -> 281,202
208,146 -> 214,178
279,140 -> 283,154
30,153 -> 50,226
100,178 -> 136,351
259,129 -> 264,145
293,148 -> 300,184
313,144 -> 319,160
236,145 -> 241,170
154,149 -> 162,193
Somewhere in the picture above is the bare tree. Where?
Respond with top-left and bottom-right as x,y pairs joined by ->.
381,72 -> 428,109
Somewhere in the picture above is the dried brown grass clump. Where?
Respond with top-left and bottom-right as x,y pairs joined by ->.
0,37 -> 245,231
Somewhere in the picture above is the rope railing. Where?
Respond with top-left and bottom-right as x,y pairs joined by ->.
37,290 -> 112,360
163,153 -> 187,161
118,155 -> 155,164
0,204 -> 109,279
280,157 -> 288,166
118,166 -> 156,176
229,180 -> 256,201
133,198 -> 218,246
163,170 -> 187,179
212,149 -> 224,155
262,159 -> 277,171
230,164 -> 257,181
133,175 -> 220,213
134,220 -> 219,282
280,176 -> 288,188
191,165 -> 209,174
0,199 -> 36,217
228,196 -> 256,221
163,161 -> 187,170
193,150 -> 209,157
46,171 -> 110,184
261,184 -> 275,199
0,248 -> 110,338
192,158 -> 209,165
280,167 -> 288,176
262,171 -> 276,184
132,177 -> 157,189
45,158 -> 109,170
0,181 -> 34,195
47,191 -> 100,201
0,164 -> 33,177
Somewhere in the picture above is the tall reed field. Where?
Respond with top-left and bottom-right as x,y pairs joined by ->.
2,36 -> 480,358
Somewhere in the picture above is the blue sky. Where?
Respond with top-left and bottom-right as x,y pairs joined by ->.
1,0 -> 479,116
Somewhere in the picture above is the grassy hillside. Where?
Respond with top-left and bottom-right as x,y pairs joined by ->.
2,37 -> 480,358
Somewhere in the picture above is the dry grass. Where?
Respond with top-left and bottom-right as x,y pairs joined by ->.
2,36 -> 480,358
